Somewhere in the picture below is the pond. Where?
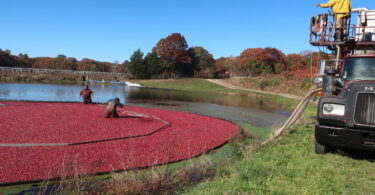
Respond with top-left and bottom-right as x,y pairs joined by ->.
0,83 -> 288,128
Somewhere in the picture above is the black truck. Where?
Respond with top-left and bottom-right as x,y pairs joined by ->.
310,8 -> 375,153
315,55 -> 375,153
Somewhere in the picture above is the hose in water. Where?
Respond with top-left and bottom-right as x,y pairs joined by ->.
261,88 -> 323,146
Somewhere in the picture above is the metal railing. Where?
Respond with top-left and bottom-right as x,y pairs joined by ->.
310,10 -> 375,47
0,66 -> 129,76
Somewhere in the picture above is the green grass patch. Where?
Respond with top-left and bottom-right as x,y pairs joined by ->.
238,123 -> 271,140
135,78 -> 228,92
184,122 -> 375,194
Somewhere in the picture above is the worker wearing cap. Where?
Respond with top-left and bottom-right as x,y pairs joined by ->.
317,0 -> 352,41
105,98 -> 124,118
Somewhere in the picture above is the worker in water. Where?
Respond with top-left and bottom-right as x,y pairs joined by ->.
79,85 -> 94,104
317,0 -> 352,41
105,97 -> 124,118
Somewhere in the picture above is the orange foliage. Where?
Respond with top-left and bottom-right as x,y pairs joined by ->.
238,47 -> 286,74
238,48 -> 265,68
286,54 -> 306,71
214,57 -> 229,72
153,33 -> 192,64
32,57 -> 56,69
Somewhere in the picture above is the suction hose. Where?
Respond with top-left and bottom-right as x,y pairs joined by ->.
261,88 -> 323,146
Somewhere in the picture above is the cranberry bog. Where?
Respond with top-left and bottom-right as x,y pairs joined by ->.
0,102 -> 238,185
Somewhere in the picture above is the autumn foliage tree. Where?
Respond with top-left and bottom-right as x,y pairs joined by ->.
32,57 -> 56,69
18,53 -> 32,68
53,55 -> 78,70
213,57 -> 232,78
286,54 -> 306,71
307,52 -> 332,67
237,47 -> 286,76
153,33 -> 193,77
238,48 -> 267,76
0,48 -> 127,73
1,34 -> 332,79
284,51 -> 330,74
264,47 -> 287,73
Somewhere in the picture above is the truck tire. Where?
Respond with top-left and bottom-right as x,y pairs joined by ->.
315,142 -> 328,154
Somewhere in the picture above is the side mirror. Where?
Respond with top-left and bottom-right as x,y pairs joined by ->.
314,77 -> 323,88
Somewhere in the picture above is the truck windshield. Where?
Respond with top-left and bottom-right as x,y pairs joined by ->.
343,58 -> 375,81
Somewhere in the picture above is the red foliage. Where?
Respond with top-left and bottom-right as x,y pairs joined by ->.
286,54 -> 306,71
238,47 -> 286,74
153,33 -> 192,64
214,57 -> 228,75
238,48 -> 265,68
0,102 -> 238,184
280,68 -> 318,78
264,47 -> 287,72
32,57 -> 56,69
213,57 -> 237,77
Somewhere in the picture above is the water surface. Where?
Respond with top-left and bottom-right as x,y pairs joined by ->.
0,83 -> 288,127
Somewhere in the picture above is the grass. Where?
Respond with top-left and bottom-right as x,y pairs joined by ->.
135,78 -> 229,92
1,78 -> 374,194
225,76 -> 314,96
136,78 -> 375,194
184,123 -> 375,194
238,123 -> 271,140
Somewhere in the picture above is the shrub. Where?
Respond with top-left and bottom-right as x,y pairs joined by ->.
259,77 -> 280,90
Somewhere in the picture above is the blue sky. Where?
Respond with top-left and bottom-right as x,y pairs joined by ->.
1,0 -> 375,62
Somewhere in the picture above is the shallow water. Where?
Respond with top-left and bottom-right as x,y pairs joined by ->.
0,83 -> 288,127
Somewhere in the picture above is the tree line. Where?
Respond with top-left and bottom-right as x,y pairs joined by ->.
0,33 -> 332,79
0,49 -> 127,73
127,33 -> 215,79
127,33 -> 332,79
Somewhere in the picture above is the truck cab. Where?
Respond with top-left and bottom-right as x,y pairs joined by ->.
315,55 -> 375,153
310,8 -> 375,153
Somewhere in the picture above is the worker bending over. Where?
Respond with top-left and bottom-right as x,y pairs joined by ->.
105,98 -> 124,118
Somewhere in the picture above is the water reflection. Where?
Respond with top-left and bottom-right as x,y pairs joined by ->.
0,89 -> 9,96
0,83 -> 288,127
126,87 -> 277,112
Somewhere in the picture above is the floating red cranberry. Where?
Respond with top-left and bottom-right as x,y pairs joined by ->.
0,102 -> 238,184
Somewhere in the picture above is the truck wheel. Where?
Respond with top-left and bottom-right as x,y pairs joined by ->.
315,142 -> 328,154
